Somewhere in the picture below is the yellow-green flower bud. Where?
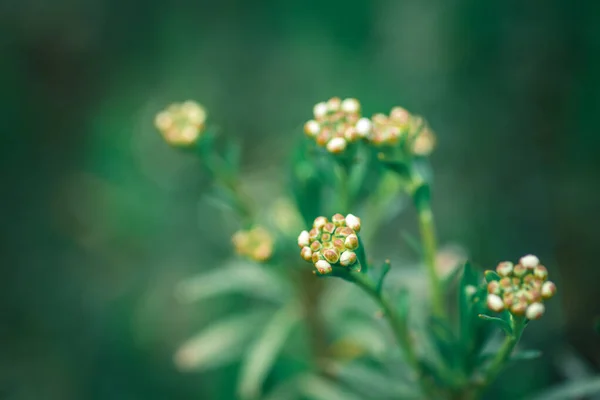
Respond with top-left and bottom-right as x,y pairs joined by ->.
323,248 -> 340,264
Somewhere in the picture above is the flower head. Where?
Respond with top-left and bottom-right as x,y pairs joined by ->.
232,226 -> 274,262
367,107 -> 436,156
155,101 -> 207,147
304,97 -> 370,155
298,213 -> 362,275
484,255 -> 557,320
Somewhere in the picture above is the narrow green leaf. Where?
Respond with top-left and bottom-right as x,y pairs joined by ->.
173,310 -> 270,371
484,270 -> 501,282
511,349 -> 542,361
400,230 -> 422,256
355,235 -> 369,273
378,158 -> 411,180
297,374 -> 363,400
528,376 -> 600,400
224,137 -> 242,172
396,287 -> 410,321
324,360 -> 420,399
175,261 -> 287,304
376,260 -> 391,294
478,314 -> 512,334
237,302 -> 303,400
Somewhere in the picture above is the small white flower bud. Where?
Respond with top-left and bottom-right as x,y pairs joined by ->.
154,111 -> 173,131
465,285 -> 477,297
344,234 -> 359,250
340,251 -> 357,267
341,98 -> 360,114
525,302 -> 545,320
390,107 -> 410,124
304,120 -> 320,137
297,230 -> 310,248
300,246 -> 312,261
496,261 -> 513,277
313,216 -> 327,230
345,214 -> 361,232
355,117 -> 372,137
520,254 -> 540,268
533,265 -> 548,280
327,97 -> 341,112
315,260 -> 332,275
331,213 -> 345,226
487,294 -> 505,312
326,137 -> 347,154
541,281 -> 557,299
313,102 -> 328,119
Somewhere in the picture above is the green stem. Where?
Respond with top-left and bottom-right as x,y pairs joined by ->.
412,179 -> 444,318
205,152 -> 254,223
336,161 -> 351,214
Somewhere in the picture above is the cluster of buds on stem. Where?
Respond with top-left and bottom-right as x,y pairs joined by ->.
232,226 -> 274,262
485,255 -> 557,320
368,107 -> 436,156
297,213 -> 362,275
155,101 -> 207,147
304,97 -> 372,154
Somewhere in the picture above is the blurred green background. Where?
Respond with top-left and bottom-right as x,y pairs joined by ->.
3,0 -> 600,398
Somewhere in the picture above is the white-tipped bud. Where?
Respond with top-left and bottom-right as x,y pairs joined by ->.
331,213 -> 345,226
390,107 -> 410,124
533,265 -> 548,280
341,98 -> 360,114
327,97 -> 341,112
465,285 -> 477,297
313,216 -> 327,230
304,120 -> 320,137
520,254 -> 540,268
326,137 -> 347,154
313,102 -> 328,119
155,111 -> 173,131
345,214 -> 361,232
315,260 -> 332,275
355,117 -> 372,137
541,281 -> 557,299
344,234 -> 359,250
340,251 -> 357,267
300,246 -> 312,261
496,261 -> 514,277
297,230 -> 310,248
487,294 -> 505,312
525,302 -> 545,320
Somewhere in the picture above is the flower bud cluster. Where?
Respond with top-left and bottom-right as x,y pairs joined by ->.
232,226 -> 274,262
297,213 -> 362,275
154,101 -> 207,147
304,97 -> 372,154
485,255 -> 557,320
367,107 -> 436,156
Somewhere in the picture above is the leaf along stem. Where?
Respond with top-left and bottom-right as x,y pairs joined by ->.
346,270 -> 434,397
468,315 -> 526,399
